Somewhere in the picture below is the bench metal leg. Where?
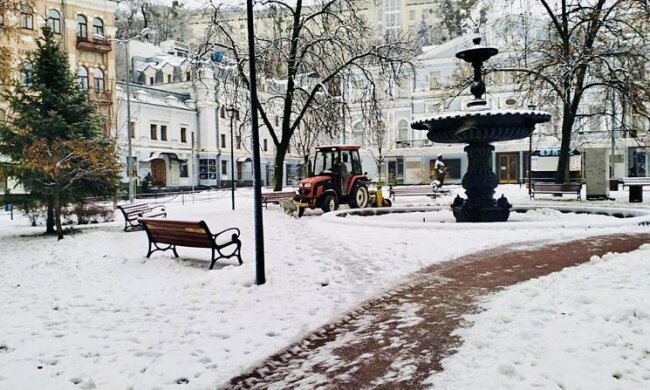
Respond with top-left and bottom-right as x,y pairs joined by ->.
210,237 -> 243,270
146,240 -> 178,258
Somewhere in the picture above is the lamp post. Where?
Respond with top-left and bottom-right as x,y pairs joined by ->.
527,104 -> 536,197
226,105 -> 238,210
245,0 -> 266,285
95,28 -> 152,203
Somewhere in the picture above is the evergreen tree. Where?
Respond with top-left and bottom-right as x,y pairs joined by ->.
0,26 -> 120,238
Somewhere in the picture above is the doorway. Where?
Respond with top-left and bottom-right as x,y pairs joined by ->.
151,159 -> 166,186
497,153 -> 519,184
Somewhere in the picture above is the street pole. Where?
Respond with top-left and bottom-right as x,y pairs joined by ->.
610,87 -> 616,180
229,108 -> 236,210
125,42 -> 134,203
246,0 -> 265,285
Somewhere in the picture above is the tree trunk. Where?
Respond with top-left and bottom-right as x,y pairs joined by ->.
273,142 -> 289,191
46,196 -> 55,234
555,105 -> 576,183
54,192 -> 64,240
377,158 -> 383,183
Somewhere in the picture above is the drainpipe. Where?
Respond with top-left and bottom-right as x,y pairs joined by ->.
61,0 -> 67,51
195,108 -> 200,189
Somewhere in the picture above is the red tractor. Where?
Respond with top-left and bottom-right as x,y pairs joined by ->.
294,145 -> 370,217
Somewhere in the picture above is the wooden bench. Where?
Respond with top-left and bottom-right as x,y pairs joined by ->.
261,191 -> 295,209
138,218 -> 242,270
117,203 -> 167,231
531,182 -> 582,201
389,185 -> 438,201
620,177 -> 650,203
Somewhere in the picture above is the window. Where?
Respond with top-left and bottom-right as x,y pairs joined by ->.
20,5 -> 33,29
397,120 -> 409,141
221,160 -> 228,175
186,72 -> 191,81
150,124 -> 157,140
429,71 -> 441,90
48,9 -> 61,34
220,106 -> 226,118
589,106 -> 602,132
92,17 -> 104,35
76,66 -> 89,89
180,127 -> 187,143
409,10 -> 416,21
220,134 -> 226,148
149,76 -> 154,85
0,13 -> 4,26
129,122 -> 135,138
0,108 -> 5,121
236,135 -> 241,149
179,161 -> 188,178
384,0 -> 401,38
160,125 -> 167,141
93,68 -> 105,92
76,15 -> 87,38
263,139 -> 268,151
20,61 -> 33,86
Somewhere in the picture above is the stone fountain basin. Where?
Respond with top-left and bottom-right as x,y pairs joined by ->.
411,109 -> 551,143
322,206 -> 650,230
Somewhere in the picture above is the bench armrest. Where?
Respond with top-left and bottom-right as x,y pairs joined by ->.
213,227 -> 241,245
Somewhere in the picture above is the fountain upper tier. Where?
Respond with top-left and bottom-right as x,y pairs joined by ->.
411,35 -> 551,144
411,109 -> 551,144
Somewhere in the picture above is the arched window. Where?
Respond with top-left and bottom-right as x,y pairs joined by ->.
77,67 -> 88,89
20,5 -> 33,29
93,68 -> 105,92
76,15 -> 87,38
48,9 -> 61,34
92,17 -> 103,36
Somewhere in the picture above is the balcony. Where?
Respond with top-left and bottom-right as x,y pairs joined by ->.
76,36 -> 112,54
395,139 -> 433,149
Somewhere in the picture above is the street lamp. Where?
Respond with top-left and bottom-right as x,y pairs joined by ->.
226,105 -> 238,210
95,27 -> 152,203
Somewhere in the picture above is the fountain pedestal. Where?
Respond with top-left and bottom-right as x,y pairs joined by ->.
451,143 -> 511,222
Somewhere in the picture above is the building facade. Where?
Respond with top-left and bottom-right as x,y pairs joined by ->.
0,0 -> 117,193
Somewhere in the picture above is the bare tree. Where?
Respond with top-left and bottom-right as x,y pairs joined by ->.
488,0 -> 650,182
360,97 -> 393,184
116,0 -> 189,43
197,0 -> 416,191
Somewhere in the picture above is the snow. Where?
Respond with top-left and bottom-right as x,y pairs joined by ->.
1,185 -> 649,388
426,244 -> 650,389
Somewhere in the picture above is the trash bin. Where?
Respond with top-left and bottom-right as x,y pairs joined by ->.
609,179 -> 619,192
629,185 -> 643,203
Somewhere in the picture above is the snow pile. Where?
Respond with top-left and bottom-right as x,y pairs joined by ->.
427,244 -> 650,389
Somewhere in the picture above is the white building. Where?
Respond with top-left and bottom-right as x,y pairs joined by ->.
115,40 -> 298,193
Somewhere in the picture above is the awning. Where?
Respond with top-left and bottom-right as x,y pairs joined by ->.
237,157 -> 252,163
141,152 -> 184,162
141,152 -> 162,162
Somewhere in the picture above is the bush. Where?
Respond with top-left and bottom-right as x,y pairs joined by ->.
11,194 -> 45,226
70,203 -> 114,225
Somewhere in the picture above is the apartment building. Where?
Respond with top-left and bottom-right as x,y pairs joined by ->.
0,0 -> 117,193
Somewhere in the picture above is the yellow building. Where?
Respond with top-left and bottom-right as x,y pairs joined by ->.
0,0 -> 117,132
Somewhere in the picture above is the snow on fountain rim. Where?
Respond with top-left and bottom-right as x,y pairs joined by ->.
410,108 -> 551,127
321,205 -> 650,230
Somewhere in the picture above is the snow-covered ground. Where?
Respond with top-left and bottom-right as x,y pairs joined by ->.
0,185 -> 649,389
427,244 -> 650,389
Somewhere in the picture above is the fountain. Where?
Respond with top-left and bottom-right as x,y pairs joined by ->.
411,35 -> 551,222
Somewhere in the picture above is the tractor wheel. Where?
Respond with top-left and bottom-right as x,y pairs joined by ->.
349,184 -> 369,208
382,198 -> 392,207
320,194 -> 338,213
297,207 -> 306,218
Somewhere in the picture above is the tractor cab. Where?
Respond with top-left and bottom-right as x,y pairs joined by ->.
295,145 -> 369,216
